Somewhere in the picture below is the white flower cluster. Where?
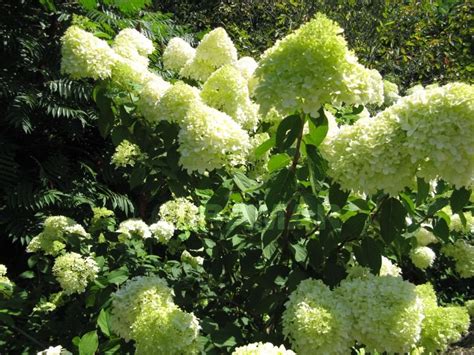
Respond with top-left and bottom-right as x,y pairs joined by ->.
201,64 -> 259,131
149,220 -> 175,244
322,83 -> 474,195
442,240 -> 474,278
37,346 -> 72,355
410,246 -> 436,270
181,250 -> 204,268
284,275 -> 429,354
415,283 -> 470,352
60,26 -> 116,80
27,216 -> 89,256
383,79 -> 401,106
117,219 -> 151,240
159,197 -> 202,231
379,256 -> 402,277
0,264 -> 13,297
110,275 -> 202,354
232,57 -> 258,80
232,342 -> 295,355
253,13 -> 383,117
52,252 -> 99,295
415,227 -> 438,246
180,28 -> 238,82
442,206 -> 474,234
162,37 -> 196,72
111,140 -> 145,168
282,279 -> 352,354
113,28 -> 154,67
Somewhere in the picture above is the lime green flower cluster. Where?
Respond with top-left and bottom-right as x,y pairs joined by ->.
232,342 -> 295,355
154,81 -> 201,124
111,140 -> 146,168
466,300 -> 474,317
232,57 -> 258,80
181,250 -> 204,268
442,240 -> 474,278
162,37 -> 196,72
27,216 -> 89,256
112,28 -> 154,67
110,275 -> 202,354
180,28 -> 238,82
178,103 -> 250,173
159,197 -> 201,231
149,221 -> 175,244
282,279 -> 352,354
37,345 -> 72,355
382,79 -> 400,106
253,13 -> 383,117
442,206 -> 474,234
379,256 -> 402,277
116,219 -> 151,240
410,246 -> 436,270
0,264 -> 13,297
336,275 -> 424,353
415,283 -> 469,352
60,26 -> 116,80
52,252 -> 98,295
137,76 -> 172,123
201,64 -> 259,131
415,227 -> 438,246
322,83 -> 474,195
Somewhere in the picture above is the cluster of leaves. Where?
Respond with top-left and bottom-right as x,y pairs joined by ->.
157,0 -> 473,89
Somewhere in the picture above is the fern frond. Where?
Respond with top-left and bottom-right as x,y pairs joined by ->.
45,78 -> 92,102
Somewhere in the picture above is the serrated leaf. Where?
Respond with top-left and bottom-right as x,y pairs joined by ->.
205,186 -> 231,217
79,330 -> 98,355
233,172 -> 260,193
267,153 -> 291,172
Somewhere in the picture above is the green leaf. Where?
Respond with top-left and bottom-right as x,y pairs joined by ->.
254,136 -> 275,158
433,217 -> 449,242
307,238 -> 324,270
354,238 -> 382,274
93,86 -> 114,138
306,144 -> 328,193
276,114 -> 304,152
379,198 -> 406,243
233,204 -> 258,226
427,197 -> 449,216
450,187 -> 471,213
329,183 -> 349,210
290,243 -> 307,262
205,186 -> 231,217
265,169 -> 296,211
261,210 -> 285,260
97,309 -> 111,337
129,166 -> 146,189
233,172 -> 260,193
79,330 -> 99,355
305,110 -> 328,147
267,153 -> 291,172
340,213 -> 368,240
416,177 -> 430,206
107,268 -> 129,285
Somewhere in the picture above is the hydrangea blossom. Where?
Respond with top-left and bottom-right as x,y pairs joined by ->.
415,227 -> 438,246
0,264 -> 13,297
442,206 -> 474,234
181,250 -> 204,268
282,279 -> 352,355
180,28 -> 238,82
159,197 -> 201,230
232,342 -> 295,355
110,275 -> 201,354
137,75 -> 172,123
26,216 -> 88,256
410,246 -> 436,270
232,56 -> 258,80
116,219 -> 151,240
178,103 -> 250,173
336,275 -> 424,353
380,256 -> 402,277
37,346 -> 72,355
111,55 -> 154,87
201,64 -> 259,131
465,300 -> 474,317
149,221 -> 175,244
61,26 -> 116,80
162,37 -> 196,72
110,275 -> 174,341
111,140 -> 145,168
322,83 -> 474,195
253,13 -> 383,117
383,80 -> 400,106
113,28 -> 153,68
155,81 -> 202,124
442,240 -> 474,278
52,253 -> 98,295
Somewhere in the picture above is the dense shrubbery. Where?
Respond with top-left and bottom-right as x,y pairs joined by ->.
0,1 -> 473,354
